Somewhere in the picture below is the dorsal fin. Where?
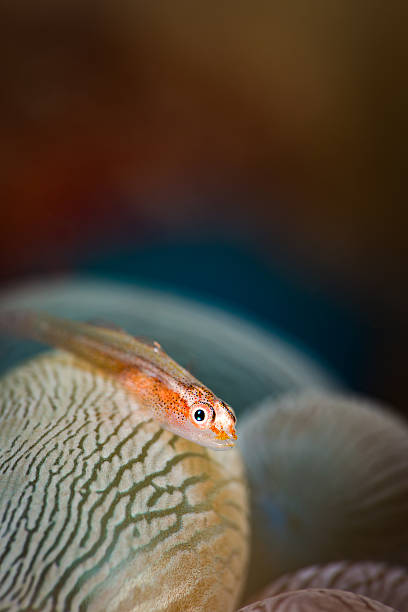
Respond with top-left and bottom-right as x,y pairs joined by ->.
87,318 -> 127,333
133,337 -> 164,353
87,319 -> 164,353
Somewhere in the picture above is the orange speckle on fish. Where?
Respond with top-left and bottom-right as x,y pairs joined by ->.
215,430 -> 231,441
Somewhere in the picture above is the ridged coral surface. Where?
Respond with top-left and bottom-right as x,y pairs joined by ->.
237,588 -> 395,611
252,561 -> 408,610
0,352 -> 249,612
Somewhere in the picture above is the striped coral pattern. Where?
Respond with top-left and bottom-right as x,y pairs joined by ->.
0,352 -> 248,612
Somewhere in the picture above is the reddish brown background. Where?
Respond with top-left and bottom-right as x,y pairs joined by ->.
1,2 -> 407,410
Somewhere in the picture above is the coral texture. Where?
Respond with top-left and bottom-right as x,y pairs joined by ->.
237,588 -> 395,611
0,352 -> 248,611
251,561 -> 408,610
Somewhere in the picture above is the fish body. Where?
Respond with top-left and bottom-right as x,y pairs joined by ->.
0,311 -> 237,449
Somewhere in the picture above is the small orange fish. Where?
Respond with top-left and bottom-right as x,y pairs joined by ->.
0,311 -> 237,450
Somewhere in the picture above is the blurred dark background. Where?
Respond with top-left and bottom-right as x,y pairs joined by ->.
1,2 -> 407,411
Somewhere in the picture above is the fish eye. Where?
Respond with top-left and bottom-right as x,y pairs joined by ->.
190,403 -> 215,427
193,408 -> 206,422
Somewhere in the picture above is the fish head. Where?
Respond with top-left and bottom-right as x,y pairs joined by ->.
182,385 -> 237,450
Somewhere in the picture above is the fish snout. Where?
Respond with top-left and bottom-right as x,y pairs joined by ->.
214,426 -> 237,448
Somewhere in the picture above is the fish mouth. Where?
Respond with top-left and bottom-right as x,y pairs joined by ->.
213,442 -> 235,450
213,433 -> 237,449
207,421 -> 237,449
215,428 -> 237,442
